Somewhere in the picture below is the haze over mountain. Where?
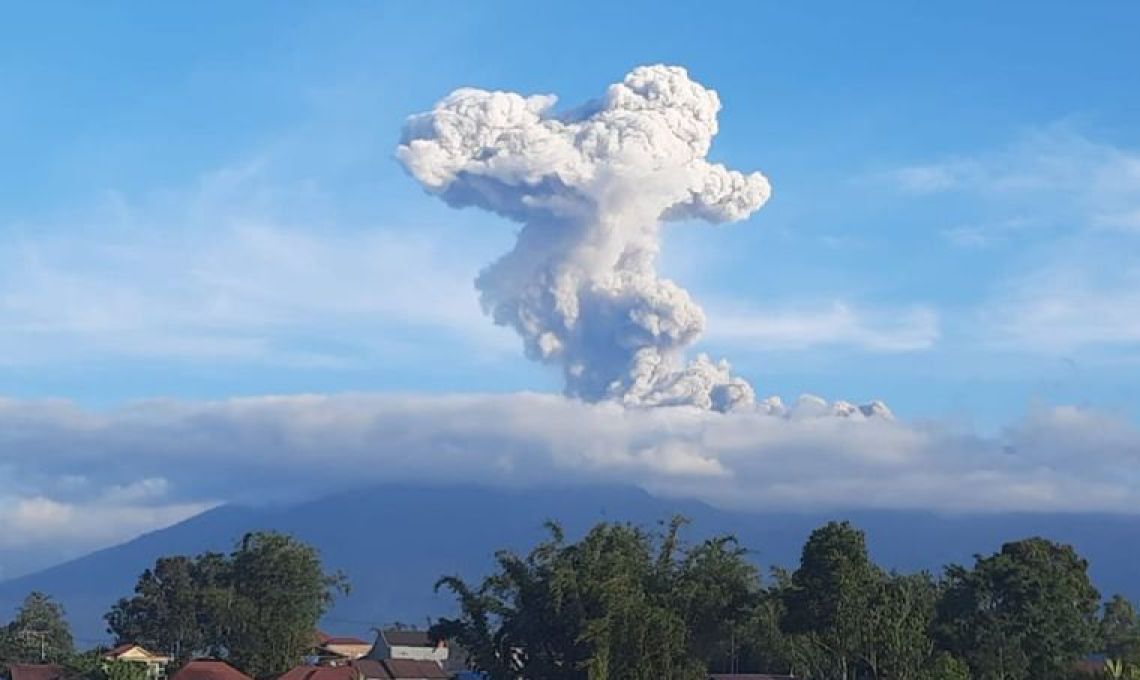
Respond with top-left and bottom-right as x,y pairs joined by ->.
4,483 -> 1140,645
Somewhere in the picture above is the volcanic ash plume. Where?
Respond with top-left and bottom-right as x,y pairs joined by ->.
397,65 -> 771,412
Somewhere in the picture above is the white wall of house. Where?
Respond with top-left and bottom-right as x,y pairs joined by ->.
369,635 -> 448,664
387,645 -> 448,663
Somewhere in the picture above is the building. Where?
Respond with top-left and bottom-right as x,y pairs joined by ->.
312,633 -> 373,665
277,659 -> 445,680
5,665 -> 64,680
169,660 -> 254,680
367,631 -> 447,665
103,644 -> 173,680
277,665 -> 365,680
373,660 -> 446,680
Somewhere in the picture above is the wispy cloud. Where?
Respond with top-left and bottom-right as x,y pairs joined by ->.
705,302 -> 940,353
883,125 -> 1140,210
982,257 -> 1140,352
0,162 -> 515,368
879,125 -> 1140,357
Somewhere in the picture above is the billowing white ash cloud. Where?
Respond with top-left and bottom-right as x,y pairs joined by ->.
398,65 -> 771,412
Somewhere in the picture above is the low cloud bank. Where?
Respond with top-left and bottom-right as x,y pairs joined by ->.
3,391 -> 1140,576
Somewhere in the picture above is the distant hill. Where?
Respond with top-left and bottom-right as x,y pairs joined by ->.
3,483 -> 1140,644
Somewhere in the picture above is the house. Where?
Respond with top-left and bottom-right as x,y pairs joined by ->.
367,631 -> 447,665
277,659 -> 445,680
103,644 -> 173,680
169,660 -> 253,680
5,664 -> 64,680
373,660 -> 446,680
277,665 -> 365,680
311,633 -> 372,665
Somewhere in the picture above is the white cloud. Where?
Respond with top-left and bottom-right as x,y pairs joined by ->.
1,391 -> 1138,538
705,302 -> 939,352
884,126 -> 1140,211
0,481 -> 214,579
0,496 -> 212,551
880,125 -> 1140,356
982,257 -> 1140,352
0,168 -> 516,367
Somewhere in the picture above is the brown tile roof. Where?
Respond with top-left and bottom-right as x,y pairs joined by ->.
377,660 -> 446,680
276,667 -> 360,680
346,660 -> 386,680
170,661 -> 254,680
7,664 -> 64,680
275,660 -> 445,680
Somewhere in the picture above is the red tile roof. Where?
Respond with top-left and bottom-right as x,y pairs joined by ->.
346,660 -> 386,680
170,661 -> 254,680
275,660 -> 445,680
7,664 -> 64,680
377,660 -> 447,680
276,667 -> 360,680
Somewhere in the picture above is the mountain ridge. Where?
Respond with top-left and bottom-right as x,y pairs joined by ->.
4,483 -> 1140,644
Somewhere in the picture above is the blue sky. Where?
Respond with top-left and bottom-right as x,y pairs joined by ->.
3,1 -> 1140,425
4,2 -> 1140,578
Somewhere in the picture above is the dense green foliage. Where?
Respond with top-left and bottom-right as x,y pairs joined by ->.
436,518 -> 1115,680
1103,595 -> 1140,666
3,520 -> 1135,680
935,537 -> 1100,680
429,518 -> 758,680
0,592 -> 75,663
105,531 -> 347,678
65,652 -> 149,680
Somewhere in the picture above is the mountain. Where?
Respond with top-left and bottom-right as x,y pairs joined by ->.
3,483 -> 1140,644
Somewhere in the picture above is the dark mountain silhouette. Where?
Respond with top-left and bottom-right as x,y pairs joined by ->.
3,483 -> 1139,644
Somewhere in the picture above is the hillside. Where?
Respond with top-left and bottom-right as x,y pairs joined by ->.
3,483 -> 1140,643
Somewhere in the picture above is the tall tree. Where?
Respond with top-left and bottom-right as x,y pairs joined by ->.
673,532 -> 762,672
432,517 -> 757,680
934,537 -> 1100,680
2,592 -> 74,663
863,572 -> 938,680
106,531 -> 346,678
781,521 -> 878,680
731,568 -> 814,677
105,554 -> 226,662
1102,595 -> 1140,665
221,532 -> 348,678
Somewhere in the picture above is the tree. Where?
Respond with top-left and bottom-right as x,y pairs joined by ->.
934,537 -> 1100,680
730,568 -> 812,677
431,517 -> 757,680
922,653 -> 971,680
781,521 -> 878,680
864,572 -> 938,680
672,532 -> 762,672
105,554 -> 226,662
65,652 -> 149,680
1,592 -> 74,663
1102,595 -> 1140,665
106,531 -> 347,678
221,532 -> 348,678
